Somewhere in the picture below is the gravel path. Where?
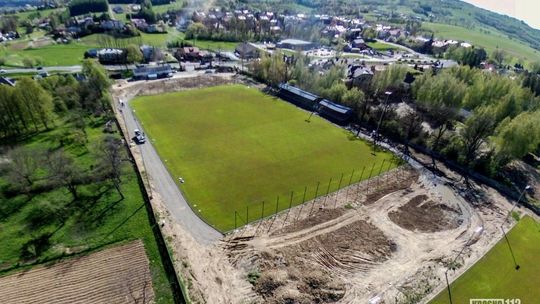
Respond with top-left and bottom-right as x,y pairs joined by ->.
113,78 -> 223,245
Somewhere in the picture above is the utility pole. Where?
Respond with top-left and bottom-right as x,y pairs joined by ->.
374,91 -> 392,146
500,184 -> 531,270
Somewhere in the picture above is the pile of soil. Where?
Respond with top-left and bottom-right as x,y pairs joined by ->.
388,195 -> 462,232
364,169 -> 419,205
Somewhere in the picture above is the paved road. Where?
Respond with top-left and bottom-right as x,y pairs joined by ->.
118,86 -> 223,245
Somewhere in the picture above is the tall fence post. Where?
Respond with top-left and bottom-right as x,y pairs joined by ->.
267,195 -> 280,233
334,173 -> 344,208
309,181 -> 320,217
357,166 -> 366,197
367,163 -> 376,195
323,177 -> 333,207
261,201 -> 265,221
282,191 -> 294,228
296,186 -> 308,222
386,159 -> 392,184
377,159 -> 387,191
345,169 -> 355,204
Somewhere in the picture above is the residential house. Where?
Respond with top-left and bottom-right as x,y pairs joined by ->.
101,20 -> 124,31
235,42 -> 260,59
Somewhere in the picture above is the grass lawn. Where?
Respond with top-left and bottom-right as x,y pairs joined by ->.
431,216 -> 540,304
131,85 -> 397,231
0,117 -> 174,303
368,41 -> 399,51
176,32 -> 238,51
422,22 -> 540,65
1,43 -> 94,67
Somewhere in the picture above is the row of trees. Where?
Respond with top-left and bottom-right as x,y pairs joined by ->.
68,0 -> 108,16
4,134 -> 126,201
249,51 -> 540,178
0,60 -> 111,141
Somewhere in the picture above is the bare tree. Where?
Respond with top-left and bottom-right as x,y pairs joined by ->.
45,150 -> 83,200
95,135 -> 127,199
400,108 -> 423,153
5,147 -> 43,192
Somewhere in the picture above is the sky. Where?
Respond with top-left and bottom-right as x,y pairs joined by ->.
462,0 -> 540,29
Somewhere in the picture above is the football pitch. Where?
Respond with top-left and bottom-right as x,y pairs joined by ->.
131,85 -> 397,231
431,216 -> 540,304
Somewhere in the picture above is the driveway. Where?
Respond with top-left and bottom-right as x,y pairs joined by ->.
116,83 -> 223,245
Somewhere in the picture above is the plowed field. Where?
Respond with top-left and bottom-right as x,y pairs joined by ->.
0,240 -> 154,304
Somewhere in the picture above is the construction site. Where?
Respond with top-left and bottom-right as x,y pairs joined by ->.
111,74 -> 528,304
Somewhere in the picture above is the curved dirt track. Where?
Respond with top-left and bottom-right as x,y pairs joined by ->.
0,240 -> 154,304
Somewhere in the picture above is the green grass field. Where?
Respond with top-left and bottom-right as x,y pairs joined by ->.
431,216 -> 540,304
422,22 -> 540,65
367,41 -> 399,51
2,44 -> 93,66
176,32 -> 238,51
131,85 -> 397,231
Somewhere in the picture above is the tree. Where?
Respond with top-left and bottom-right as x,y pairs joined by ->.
14,78 -> 54,130
495,111 -> 540,162
80,60 -> 111,113
4,147 -> 43,192
45,150 -> 83,200
0,16 -> 18,32
362,27 -> 376,40
321,83 -> 348,103
413,71 -> 466,165
95,135 -> 127,199
370,64 -> 408,96
399,107 -> 423,152
459,107 -> 497,168
185,22 -> 208,40
22,57 -> 35,68
125,44 -> 143,63
491,48 -> 506,67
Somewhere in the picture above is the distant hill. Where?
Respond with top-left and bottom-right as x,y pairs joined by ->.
228,0 -> 539,63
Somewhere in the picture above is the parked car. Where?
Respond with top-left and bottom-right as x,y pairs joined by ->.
134,129 -> 146,144
0,69 -> 6,74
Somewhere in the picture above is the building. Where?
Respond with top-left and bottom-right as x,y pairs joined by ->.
101,20 -> 124,31
351,38 -> 368,50
97,48 -> 125,64
176,46 -> 203,61
277,83 -> 320,111
318,99 -> 353,124
112,6 -> 124,14
347,65 -> 374,89
276,38 -> 315,51
132,64 -> 173,80
0,76 -> 15,87
234,42 -> 259,59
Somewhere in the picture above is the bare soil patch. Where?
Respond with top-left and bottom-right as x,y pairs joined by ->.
0,240 -> 154,304
272,208 -> 345,235
389,194 -> 462,232
364,168 -> 419,205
